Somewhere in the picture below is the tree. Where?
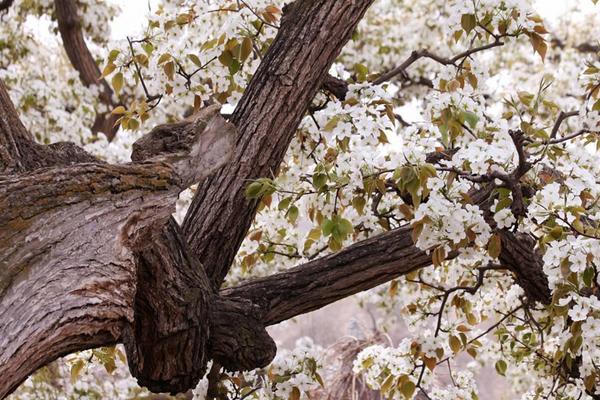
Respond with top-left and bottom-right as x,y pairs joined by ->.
1,0 -> 600,399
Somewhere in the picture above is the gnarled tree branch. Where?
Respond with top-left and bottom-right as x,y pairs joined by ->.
0,87 -> 236,397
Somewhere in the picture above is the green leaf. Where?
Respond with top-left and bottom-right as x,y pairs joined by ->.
449,335 -> 461,353
312,173 -> 328,190
218,50 -> 234,67
228,59 -> 241,75
461,14 -> 477,34
240,37 -> 253,61
287,205 -> 299,223
488,233 -> 502,259
245,182 -> 263,199
354,63 -> 369,81
111,72 -> 123,93
338,217 -> 353,236
495,359 -> 507,376
278,197 -> 292,211
187,53 -> 202,67
462,111 -> 479,129
352,196 -> 366,215
495,197 -> 512,212
399,380 -> 416,399
380,374 -> 395,393
142,42 -> 154,55
322,218 -> 335,236
111,105 -> 127,115
107,49 -> 120,62
518,91 -> 534,106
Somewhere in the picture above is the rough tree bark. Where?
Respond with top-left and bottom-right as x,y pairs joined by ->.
0,0 -> 551,398
0,99 -> 235,396
182,0 -> 376,289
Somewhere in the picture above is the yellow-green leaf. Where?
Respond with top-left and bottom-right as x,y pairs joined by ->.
399,380 -> 416,399
461,14 -> 477,33
241,37 -> 253,61
70,360 -> 85,384
449,335 -> 461,353
111,72 -> 123,93
164,61 -> 175,80
488,233 -> 502,259
101,63 -> 116,78
111,106 -> 127,115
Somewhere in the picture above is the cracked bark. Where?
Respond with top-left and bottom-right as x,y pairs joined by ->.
182,0 -> 376,289
0,100 -> 236,397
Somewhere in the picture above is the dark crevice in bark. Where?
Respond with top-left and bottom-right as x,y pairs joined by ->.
0,0 -> 13,12
208,297 -> 276,372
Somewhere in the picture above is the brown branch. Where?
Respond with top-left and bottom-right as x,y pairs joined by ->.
223,198 -> 550,329
550,110 -> 579,140
54,0 -> 119,140
182,0 -> 376,289
222,225 -> 427,325
322,74 -> 349,100
373,39 -> 504,85
1,80 -> 100,173
0,0 -> 13,13
0,79 -> 35,172
321,38 -> 505,100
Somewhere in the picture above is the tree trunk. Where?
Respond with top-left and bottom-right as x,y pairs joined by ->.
182,0 -> 375,289
0,103 -> 235,397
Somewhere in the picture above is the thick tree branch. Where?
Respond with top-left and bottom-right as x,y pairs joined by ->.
222,225 -> 426,325
0,93 -> 236,397
0,80 -> 35,172
54,0 -> 119,139
1,80 -> 100,173
222,222 -> 550,329
182,0 -> 376,289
